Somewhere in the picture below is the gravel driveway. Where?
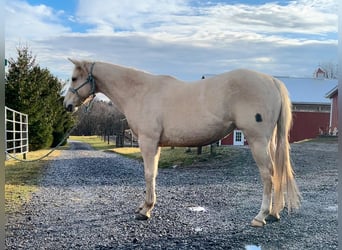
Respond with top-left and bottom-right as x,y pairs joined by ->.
6,139 -> 337,249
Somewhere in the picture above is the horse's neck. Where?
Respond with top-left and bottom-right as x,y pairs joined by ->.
95,62 -> 152,113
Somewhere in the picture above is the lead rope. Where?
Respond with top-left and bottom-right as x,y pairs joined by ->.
5,100 -> 95,163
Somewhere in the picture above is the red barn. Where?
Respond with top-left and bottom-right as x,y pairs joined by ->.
290,102 -> 331,142
325,86 -> 338,135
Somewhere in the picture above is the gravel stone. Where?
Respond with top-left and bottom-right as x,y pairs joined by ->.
6,140 -> 337,249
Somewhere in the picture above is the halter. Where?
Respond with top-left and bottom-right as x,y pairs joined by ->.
69,62 -> 96,100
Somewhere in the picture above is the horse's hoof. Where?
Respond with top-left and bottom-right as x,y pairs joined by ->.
135,213 -> 149,220
251,218 -> 266,227
266,214 -> 280,222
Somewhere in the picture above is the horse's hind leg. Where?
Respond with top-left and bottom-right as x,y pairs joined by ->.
249,138 -> 274,227
135,136 -> 161,220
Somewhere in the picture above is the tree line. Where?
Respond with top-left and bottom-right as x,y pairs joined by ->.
71,100 -> 126,137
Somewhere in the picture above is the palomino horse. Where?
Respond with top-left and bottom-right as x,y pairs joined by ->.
63,59 -> 300,227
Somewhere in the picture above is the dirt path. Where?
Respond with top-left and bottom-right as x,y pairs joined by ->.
5,140 -> 338,249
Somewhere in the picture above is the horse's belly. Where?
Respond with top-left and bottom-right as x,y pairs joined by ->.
159,122 -> 235,147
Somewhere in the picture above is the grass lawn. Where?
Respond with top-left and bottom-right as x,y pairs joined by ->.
111,145 -> 237,168
5,150 -> 61,213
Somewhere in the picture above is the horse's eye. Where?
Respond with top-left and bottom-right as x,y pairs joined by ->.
72,77 -> 77,82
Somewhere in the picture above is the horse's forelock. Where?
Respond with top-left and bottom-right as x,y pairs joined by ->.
79,61 -> 93,74
69,59 -> 91,74
72,62 -> 89,78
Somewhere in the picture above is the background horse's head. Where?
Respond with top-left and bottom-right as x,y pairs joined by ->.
64,59 -> 96,112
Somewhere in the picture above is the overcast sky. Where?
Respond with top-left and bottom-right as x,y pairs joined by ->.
5,0 -> 338,81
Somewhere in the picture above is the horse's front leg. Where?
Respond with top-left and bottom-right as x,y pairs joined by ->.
135,136 -> 161,220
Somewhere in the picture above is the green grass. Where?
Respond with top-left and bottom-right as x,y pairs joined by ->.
112,147 -> 142,160
112,145 -> 236,168
69,135 -> 115,150
5,149 -> 61,213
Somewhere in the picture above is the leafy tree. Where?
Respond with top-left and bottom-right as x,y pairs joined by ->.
5,46 -> 74,150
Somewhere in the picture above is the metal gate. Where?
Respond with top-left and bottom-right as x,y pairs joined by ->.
5,106 -> 29,159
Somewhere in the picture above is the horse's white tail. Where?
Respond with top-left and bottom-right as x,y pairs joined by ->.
273,79 -> 301,212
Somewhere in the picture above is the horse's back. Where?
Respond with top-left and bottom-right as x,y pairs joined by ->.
200,69 -> 283,136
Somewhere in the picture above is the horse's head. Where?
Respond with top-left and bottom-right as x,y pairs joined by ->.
63,58 -> 96,112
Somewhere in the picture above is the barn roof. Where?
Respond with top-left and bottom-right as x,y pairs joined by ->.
325,85 -> 338,99
276,77 -> 337,103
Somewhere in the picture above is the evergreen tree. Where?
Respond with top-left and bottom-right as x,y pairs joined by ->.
5,46 -> 74,150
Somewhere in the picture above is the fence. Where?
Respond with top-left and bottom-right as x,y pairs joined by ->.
5,106 -> 29,159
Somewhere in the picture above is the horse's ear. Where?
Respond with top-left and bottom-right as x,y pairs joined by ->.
68,58 -> 80,66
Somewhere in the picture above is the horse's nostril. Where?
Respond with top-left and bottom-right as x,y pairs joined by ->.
67,104 -> 73,112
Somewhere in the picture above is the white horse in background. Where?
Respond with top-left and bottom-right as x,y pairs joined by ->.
63,59 -> 300,227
